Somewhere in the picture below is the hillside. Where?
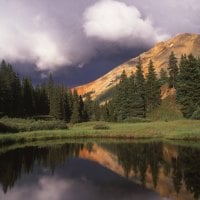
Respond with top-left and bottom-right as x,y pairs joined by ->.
75,33 -> 200,99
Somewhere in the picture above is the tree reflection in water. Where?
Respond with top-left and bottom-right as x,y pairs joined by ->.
0,142 -> 199,199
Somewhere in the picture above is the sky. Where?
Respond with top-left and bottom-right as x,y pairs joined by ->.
0,0 -> 200,86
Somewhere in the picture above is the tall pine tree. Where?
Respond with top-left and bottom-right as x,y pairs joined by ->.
177,54 -> 200,118
135,58 -> 146,117
168,51 -> 179,88
146,60 -> 161,112
22,78 -> 35,117
70,90 -> 81,123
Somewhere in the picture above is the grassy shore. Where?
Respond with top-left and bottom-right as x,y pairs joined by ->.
0,120 -> 200,146
0,117 -> 67,133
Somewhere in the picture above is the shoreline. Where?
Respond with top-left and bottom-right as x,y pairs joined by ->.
0,120 -> 200,146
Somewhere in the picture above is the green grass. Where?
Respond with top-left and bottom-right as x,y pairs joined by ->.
0,120 -> 200,146
0,117 -> 67,133
148,95 -> 183,121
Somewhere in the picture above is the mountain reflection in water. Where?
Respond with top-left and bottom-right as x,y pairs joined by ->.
0,142 -> 199,200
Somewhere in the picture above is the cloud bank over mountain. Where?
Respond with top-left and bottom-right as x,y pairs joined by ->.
0,0 -> 199,80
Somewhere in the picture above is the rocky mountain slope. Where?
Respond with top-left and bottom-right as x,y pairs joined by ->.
75,33 -> 200,99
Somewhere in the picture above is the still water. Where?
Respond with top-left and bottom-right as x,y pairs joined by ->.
0,141 -> 199,200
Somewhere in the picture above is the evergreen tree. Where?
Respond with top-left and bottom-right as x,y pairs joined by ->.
22,78 -> 35,117
101,101 -> 115,122
91,100 -> 101,121
135,58 -> 146,117
79,95 -> 84,121
146,60 -> 161,112
47,74 -> 54,116
49,86 -> 62,119
112,70 -> 129,121
84,93 -> 93,120
168,52 -> 179,88
0,61 -> 21,116
34,84 -> 49,115
127,74 -> 144,118
70,90 -> 81,123
11,71 -> 22,117
159,68 -> 168,85
177,54 -> 200,118
101,101 -> 110,121
172,157 -> 182,194
62,90 -> 72,122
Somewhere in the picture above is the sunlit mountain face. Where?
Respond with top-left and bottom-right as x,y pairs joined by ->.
0,142 -> 199,200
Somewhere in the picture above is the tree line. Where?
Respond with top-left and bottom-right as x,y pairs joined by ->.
0,60 -> 88,123
101,52 -> 200,121
101,58 -> 161,121
0,51 -> 199,122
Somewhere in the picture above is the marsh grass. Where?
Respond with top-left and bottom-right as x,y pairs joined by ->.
0,117 -> 67,133
0,119 -> 199,146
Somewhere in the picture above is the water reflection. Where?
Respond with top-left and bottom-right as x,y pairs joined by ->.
0,142 -> 199,200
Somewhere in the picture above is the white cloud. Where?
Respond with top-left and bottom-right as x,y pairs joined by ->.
0,0 -> 93,72
83,0 -> 168,46
0,0 -> 199,74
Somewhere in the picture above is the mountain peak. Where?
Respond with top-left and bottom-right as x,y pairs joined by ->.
75,33 -> 200,99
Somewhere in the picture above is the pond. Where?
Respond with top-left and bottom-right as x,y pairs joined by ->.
0,141 -> 199,200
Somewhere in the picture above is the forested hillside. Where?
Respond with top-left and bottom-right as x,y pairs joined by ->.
0,52 -> 200,123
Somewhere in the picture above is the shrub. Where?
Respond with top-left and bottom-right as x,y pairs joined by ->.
32,115 -> 56,121
0,122 -> 18,133
93,123 -> 110,130
0,118 -> 68,134
122,117 -> 151,123
191,107 -> 200,120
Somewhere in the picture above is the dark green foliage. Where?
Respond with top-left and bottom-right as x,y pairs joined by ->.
1,52 -> 199,123
34,84 -> 49,115
62,91 -> 72,122
111,60 -> 147,121
0,122 -> 18,133
0,61 -> 22,117
191,107 -> 200,120
93,123 -> 110,130
84,93 -> 93,120
0,60 -> 88,123
32,115 -> 55,120
178,147 -> 200,199
177,54 -> 200,118
70,90 -> 81,123
91,101 -> 101,121
159,68 -> 168,85
171,157 -> 182,194
103,142 -> 163,185
168,51 -> 179,88
112,70 -> 130,121
146,60 -> 161,112
0,118 -> 67,133
101,101 -> 114,122
135,58 -> 146,117
96,86 -> 115,102
122,117 -> 151,123
113,72 -> 126,121
101,59 -> 160,122
22,78 -> 36,117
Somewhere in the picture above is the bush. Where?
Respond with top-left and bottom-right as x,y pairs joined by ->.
93,123 -> 110,130
191,107 -> 200,120
122,117 -> 151,123
0,118 -> 68,133
0,122 -> 18,133
32,115 -> 56,121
